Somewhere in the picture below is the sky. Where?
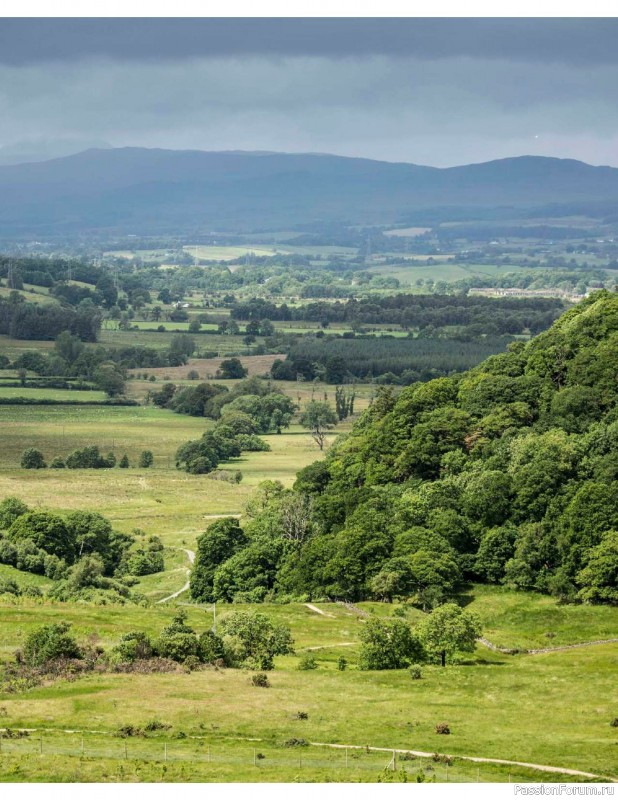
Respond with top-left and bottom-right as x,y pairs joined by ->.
0,18 -> 617,167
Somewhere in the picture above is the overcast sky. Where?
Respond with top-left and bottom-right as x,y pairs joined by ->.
0,18 -> 617,167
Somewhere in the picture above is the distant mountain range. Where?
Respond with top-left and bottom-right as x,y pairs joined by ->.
1,147 -> 617,238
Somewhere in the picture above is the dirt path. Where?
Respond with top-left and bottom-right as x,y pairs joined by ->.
156,548 -> 195,604
478,636 -> 618,656
308,741 -> 617,782
305,603 -> 335,617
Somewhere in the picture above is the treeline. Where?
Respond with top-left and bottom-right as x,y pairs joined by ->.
190,291 -> 618,607
230,294 -> 565,334
0,296 -> 100,341
272,337 -> 512,383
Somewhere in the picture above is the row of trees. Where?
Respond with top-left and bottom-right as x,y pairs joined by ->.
21,447 -> 153,470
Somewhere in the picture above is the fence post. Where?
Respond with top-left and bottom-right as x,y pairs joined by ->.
39,737 -> 43,755
164,743 -> 167,762
81,737 -> 84,756
392,750 -> 396,772
254,748 -> 256,767
345,748 -> 348,768
125,741 -> 128,759
208,745 -> 211,763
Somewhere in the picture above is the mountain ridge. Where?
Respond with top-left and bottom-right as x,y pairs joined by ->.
0,147 -> 617,237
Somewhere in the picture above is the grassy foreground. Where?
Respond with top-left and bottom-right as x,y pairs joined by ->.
0,383 -> 616,783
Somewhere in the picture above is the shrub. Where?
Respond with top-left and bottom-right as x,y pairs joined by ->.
297,652 -> 318,670
20,448 -> 47,469
251,672 -> 270,687
611,718 -> 618,728
0,497 -> 29,529
284,738 -> 308,747
409,664 -> 423,680
119,454 -> 130,468
183,655 -> 201,672
156,632 -> 199,663
22,622 -> 82,667
126,549 -> 164,576
359,618 -> 425,670
187,370 -> 200,380
139,450 -> 154,468
113,632 -> 154,663
66,445 -> 110,469
435,723 -> 450,735
50,456 -> 66,469
295,711 -> 309,720
337,656 -> 348,671
116,725 -> 144,738
219,610 -> 294,670
144,719 -> 171,732
198,630 -> 225,664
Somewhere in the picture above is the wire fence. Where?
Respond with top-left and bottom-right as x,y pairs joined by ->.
0,732 -> 490,782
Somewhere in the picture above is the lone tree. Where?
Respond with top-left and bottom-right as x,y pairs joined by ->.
94,363 -> 126,398
218,357 -> 248,379
417,603 -> 482,667
139,450 -> 154,468
358,617 -> 424,670
219,611 -> 294,670
299,400 -> 338,450
21,448 -> 47,469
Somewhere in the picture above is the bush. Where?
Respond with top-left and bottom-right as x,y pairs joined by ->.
0,497 -> 29,529
66,446 -> 113,469
297,652 -> 318,670
113,632 -> 154,663
295,711 -> 309,720
359,618 -> 425,670
284,738 -> 308,747
435,722 -> 450,735
139,450 -> 154,468
409,664 -> 423,680
116,725 -> 145,738
21,448 -> 47,469
22,622 -> 82,667
611,718 -> 618,728
119,454 -> 130,468
337,656 -> 348,671
50,456 -> 66,469
144,719 -> 171,732
198,630 -> 225,664
251,672 -> 270,687
126,549 -> 164,576
219,611 -> 294,670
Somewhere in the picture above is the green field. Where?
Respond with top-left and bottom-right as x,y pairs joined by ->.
0,594 -> 616,782
0,365 -> 616,784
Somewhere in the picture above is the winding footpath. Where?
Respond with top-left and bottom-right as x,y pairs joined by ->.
156,548 -> 195,604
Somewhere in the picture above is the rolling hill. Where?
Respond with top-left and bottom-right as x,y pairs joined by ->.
1,148 -> 618,236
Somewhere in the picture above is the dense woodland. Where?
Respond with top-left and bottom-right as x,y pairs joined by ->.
190,291 -> 618,607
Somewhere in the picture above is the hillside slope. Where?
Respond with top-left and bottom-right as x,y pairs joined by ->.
190,291 -> 618,607
1,148 -> 618,235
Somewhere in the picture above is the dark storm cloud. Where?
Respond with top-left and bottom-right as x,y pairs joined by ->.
1,18 -> 618,66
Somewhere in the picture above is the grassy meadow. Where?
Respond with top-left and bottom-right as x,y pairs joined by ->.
0,365 -> 616,783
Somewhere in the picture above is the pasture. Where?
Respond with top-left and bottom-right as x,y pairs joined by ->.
0,362 -> 616,784
0,593 -> 616,782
